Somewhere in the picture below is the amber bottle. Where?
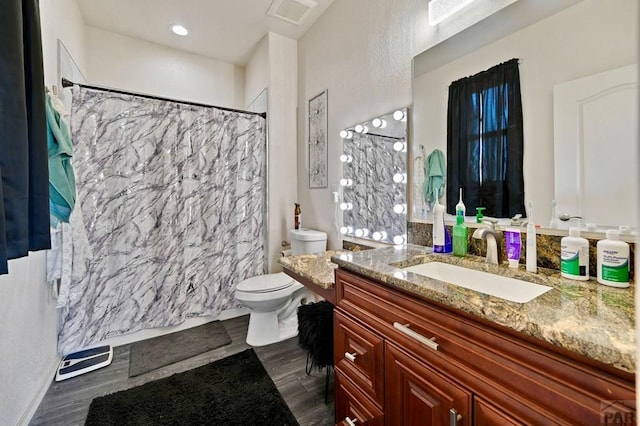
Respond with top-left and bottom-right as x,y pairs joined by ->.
294,203 -> 301,229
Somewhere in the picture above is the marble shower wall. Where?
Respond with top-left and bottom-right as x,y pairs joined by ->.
59,88 -> 266,354
342,133 -> 407,244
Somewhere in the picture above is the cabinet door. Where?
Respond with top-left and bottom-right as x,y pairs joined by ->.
335,370 -> 384,426
385,342 -> 471,426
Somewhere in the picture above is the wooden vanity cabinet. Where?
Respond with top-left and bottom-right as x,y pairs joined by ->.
333,268 -> 635,425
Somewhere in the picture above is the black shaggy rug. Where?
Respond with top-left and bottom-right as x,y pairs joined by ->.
85,349 -> 298,426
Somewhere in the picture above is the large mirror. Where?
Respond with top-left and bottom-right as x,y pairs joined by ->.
410,0 -> 638,234
339,108 -> 408,244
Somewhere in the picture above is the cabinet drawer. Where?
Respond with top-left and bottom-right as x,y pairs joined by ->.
335,370 -> 384,426
334,310 -> 384,406
474,397 -> 521,426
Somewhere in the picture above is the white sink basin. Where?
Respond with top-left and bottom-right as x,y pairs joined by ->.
403,262 -> 552,303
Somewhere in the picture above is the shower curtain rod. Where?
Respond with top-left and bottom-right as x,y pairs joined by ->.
61,78 -> 267,119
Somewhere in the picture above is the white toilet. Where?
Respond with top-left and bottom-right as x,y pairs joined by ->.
235,228 -> 328,347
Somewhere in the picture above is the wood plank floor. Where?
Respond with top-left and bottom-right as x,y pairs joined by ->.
30,315 -> 335,425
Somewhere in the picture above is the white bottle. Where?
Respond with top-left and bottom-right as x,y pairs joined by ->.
432,196 -> 445,250
526,201 -> 537,273
560,227 -> 589,281
597,230 -> 630,288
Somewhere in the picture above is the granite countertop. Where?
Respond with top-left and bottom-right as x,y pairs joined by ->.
279,245 -> 636,374
278,250 -> 344,290
327,244 -> 635,374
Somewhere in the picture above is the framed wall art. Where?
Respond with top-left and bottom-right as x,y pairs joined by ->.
308,89 -> 328,188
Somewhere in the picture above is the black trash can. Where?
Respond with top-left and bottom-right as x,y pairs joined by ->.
297,300 -> 334,403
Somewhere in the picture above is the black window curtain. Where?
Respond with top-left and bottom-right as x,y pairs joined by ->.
446,58 -> 525,219
0,0 -> 51,274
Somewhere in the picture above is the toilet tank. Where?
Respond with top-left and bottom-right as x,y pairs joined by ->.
290,229 -> 327,255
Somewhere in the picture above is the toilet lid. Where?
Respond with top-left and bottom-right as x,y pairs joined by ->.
236,272 -> 295,293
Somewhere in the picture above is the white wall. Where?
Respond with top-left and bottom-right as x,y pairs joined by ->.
85,27 -> 245,109
245,36 -> 269,109
412,0 -> 638,225
265,33 -> 299,272
0,254 -> 55,426
296,0 -> 519,249
244,33 -> 299,273
0,3 -> 86,425
40,0 -> 87,86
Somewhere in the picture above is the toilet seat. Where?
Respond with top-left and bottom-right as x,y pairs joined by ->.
236,272 -> 295,293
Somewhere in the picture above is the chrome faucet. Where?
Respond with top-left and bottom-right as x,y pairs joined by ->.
472,219 -> 503,265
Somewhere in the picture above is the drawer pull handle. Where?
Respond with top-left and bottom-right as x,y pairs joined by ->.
449,408 -> 462,425
393,322 -> 439,351
344,352 -> 357,362
345,416 -> 358,426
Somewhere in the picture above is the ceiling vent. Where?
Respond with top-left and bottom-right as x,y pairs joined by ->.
267,0 -> 318,25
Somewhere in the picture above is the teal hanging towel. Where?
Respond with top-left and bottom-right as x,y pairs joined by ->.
46,94 -> 76,224
423,148 -> 446,206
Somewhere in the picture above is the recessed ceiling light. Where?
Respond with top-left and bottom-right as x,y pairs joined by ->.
170,24 -> 188,36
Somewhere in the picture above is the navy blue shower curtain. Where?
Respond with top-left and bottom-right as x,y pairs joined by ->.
0,0 -> 51,274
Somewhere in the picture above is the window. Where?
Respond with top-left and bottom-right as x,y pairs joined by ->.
446,58 -> 525,218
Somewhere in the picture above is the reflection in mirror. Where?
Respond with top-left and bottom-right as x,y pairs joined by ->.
553,64 -> 638,231
340,108 -> 408,244
410,0 -> 638,235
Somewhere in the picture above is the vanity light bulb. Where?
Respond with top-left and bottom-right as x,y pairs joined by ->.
354,124 -> 369,134
393,235 -> 406,245
372,231 -> 387,241
339,154 -> 353,163
393,141 -> 406,152
340,178 -> 353,187
354,228 -> 370,238
393,204 -> 407,214
339,202 -> 353,211
340,226 -> 353,235
393,110 -> 406,121
339,130 -> 353,139
393,173 -> 407,183
372,118 -> 387,128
